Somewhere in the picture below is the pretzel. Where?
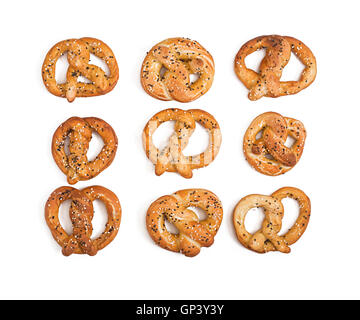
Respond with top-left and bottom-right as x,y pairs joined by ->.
234,35 -> 316,100
141,38 -> 215,102
52,117 -> 118,184
243,112 -> 306,176
146,189 -> 223,257
42,37 -> 119,102
142,108 -> 221,178
45,185 -> 121,256
233,187 -> 311,254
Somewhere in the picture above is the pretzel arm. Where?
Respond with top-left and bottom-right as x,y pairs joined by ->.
272,187 -> 311,246
279,37 -> 317,96
82,186 -> 122,250
182,109 -> 222,170
146,195 -> 181,253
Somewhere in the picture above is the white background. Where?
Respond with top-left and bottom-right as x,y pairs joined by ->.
0,0 -> 359,300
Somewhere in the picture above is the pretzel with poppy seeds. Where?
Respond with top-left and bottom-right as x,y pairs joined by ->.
234,35 -> 316,100
143,108 -> 221,178
52,117 -> 118,184
45,185 -> 121,256
146,189 -> 223,257
141,38 -> 215,102
42,37 -> 119,102
233,187 -> 311,254
243,112 -> 306,176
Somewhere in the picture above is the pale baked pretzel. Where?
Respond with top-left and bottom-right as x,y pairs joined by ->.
143,108 -> 222,178
52,117 -> 118,184
233,187 -> 311,254
42,37 -> 119,102
146,189 -> 223,257
234,35 -> 316,100
45,185 -> 121,256
243,112 -> 306,176
141,38 -> 215,102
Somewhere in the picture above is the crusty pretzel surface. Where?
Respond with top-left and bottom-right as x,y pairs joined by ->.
52,117 -> 118,184
243,112 -> 306,176
233,187 -> 311,254
45,185 -> 121,256
42,37 -> 119,102
234,35 -> 316,100
146,189 -> 223,257
143,108 -> 222,178
141,38 -> 215,102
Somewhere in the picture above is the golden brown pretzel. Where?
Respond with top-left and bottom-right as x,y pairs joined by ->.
42,37 -> 119,102
141,38 -> 215,102
233,187 -> 311,254
146,189 -> 223,257
142,108 -> 222,178
234,35 -> 316,100
243,112 -> 306,176
45,185 -> 121,256
52,117 -> 118,184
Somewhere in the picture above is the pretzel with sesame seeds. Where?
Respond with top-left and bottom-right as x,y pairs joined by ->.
140,38 -> 215,103
233,187 -> 311,254
234,35 -> 316,100
45,185 -> 121,256
146,189 -> 223,257
52,116 -> 118,184
142,108 -> 222,178
243,112 -> 306,176
42,37 -> 119,102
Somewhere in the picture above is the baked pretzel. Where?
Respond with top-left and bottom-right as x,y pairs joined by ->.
52,117 -> 118,184
42,37 -> 119,102
143,108 -> 222,178
243,112 -> 306,176
45,185 -> 121,256
146,189 -> 223,257
234,35 -> 316,100
233,187 -> 311,254
141,38 -> 215,102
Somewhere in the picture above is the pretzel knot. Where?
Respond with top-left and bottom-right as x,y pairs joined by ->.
234,35 -> 316,100
52,117 -> 118,184
45,186 -> 121,256
143,108 -> 222,178
141,38 -> 215,103
233,187 -> 311,254
42,37 -> 119,102
146,189 -> 223,257
243,112 -> 306,176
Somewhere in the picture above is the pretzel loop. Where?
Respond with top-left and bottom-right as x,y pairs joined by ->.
141,38 -> 215,102
143,108 -> 222,178
45,186 -> 121,256
233,187 -> 311,254
52,117 -> 118,184
234,35 -> 316,100
146,189 -> 223,257
42,37 -> 119,102
243,112 -> 306,176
